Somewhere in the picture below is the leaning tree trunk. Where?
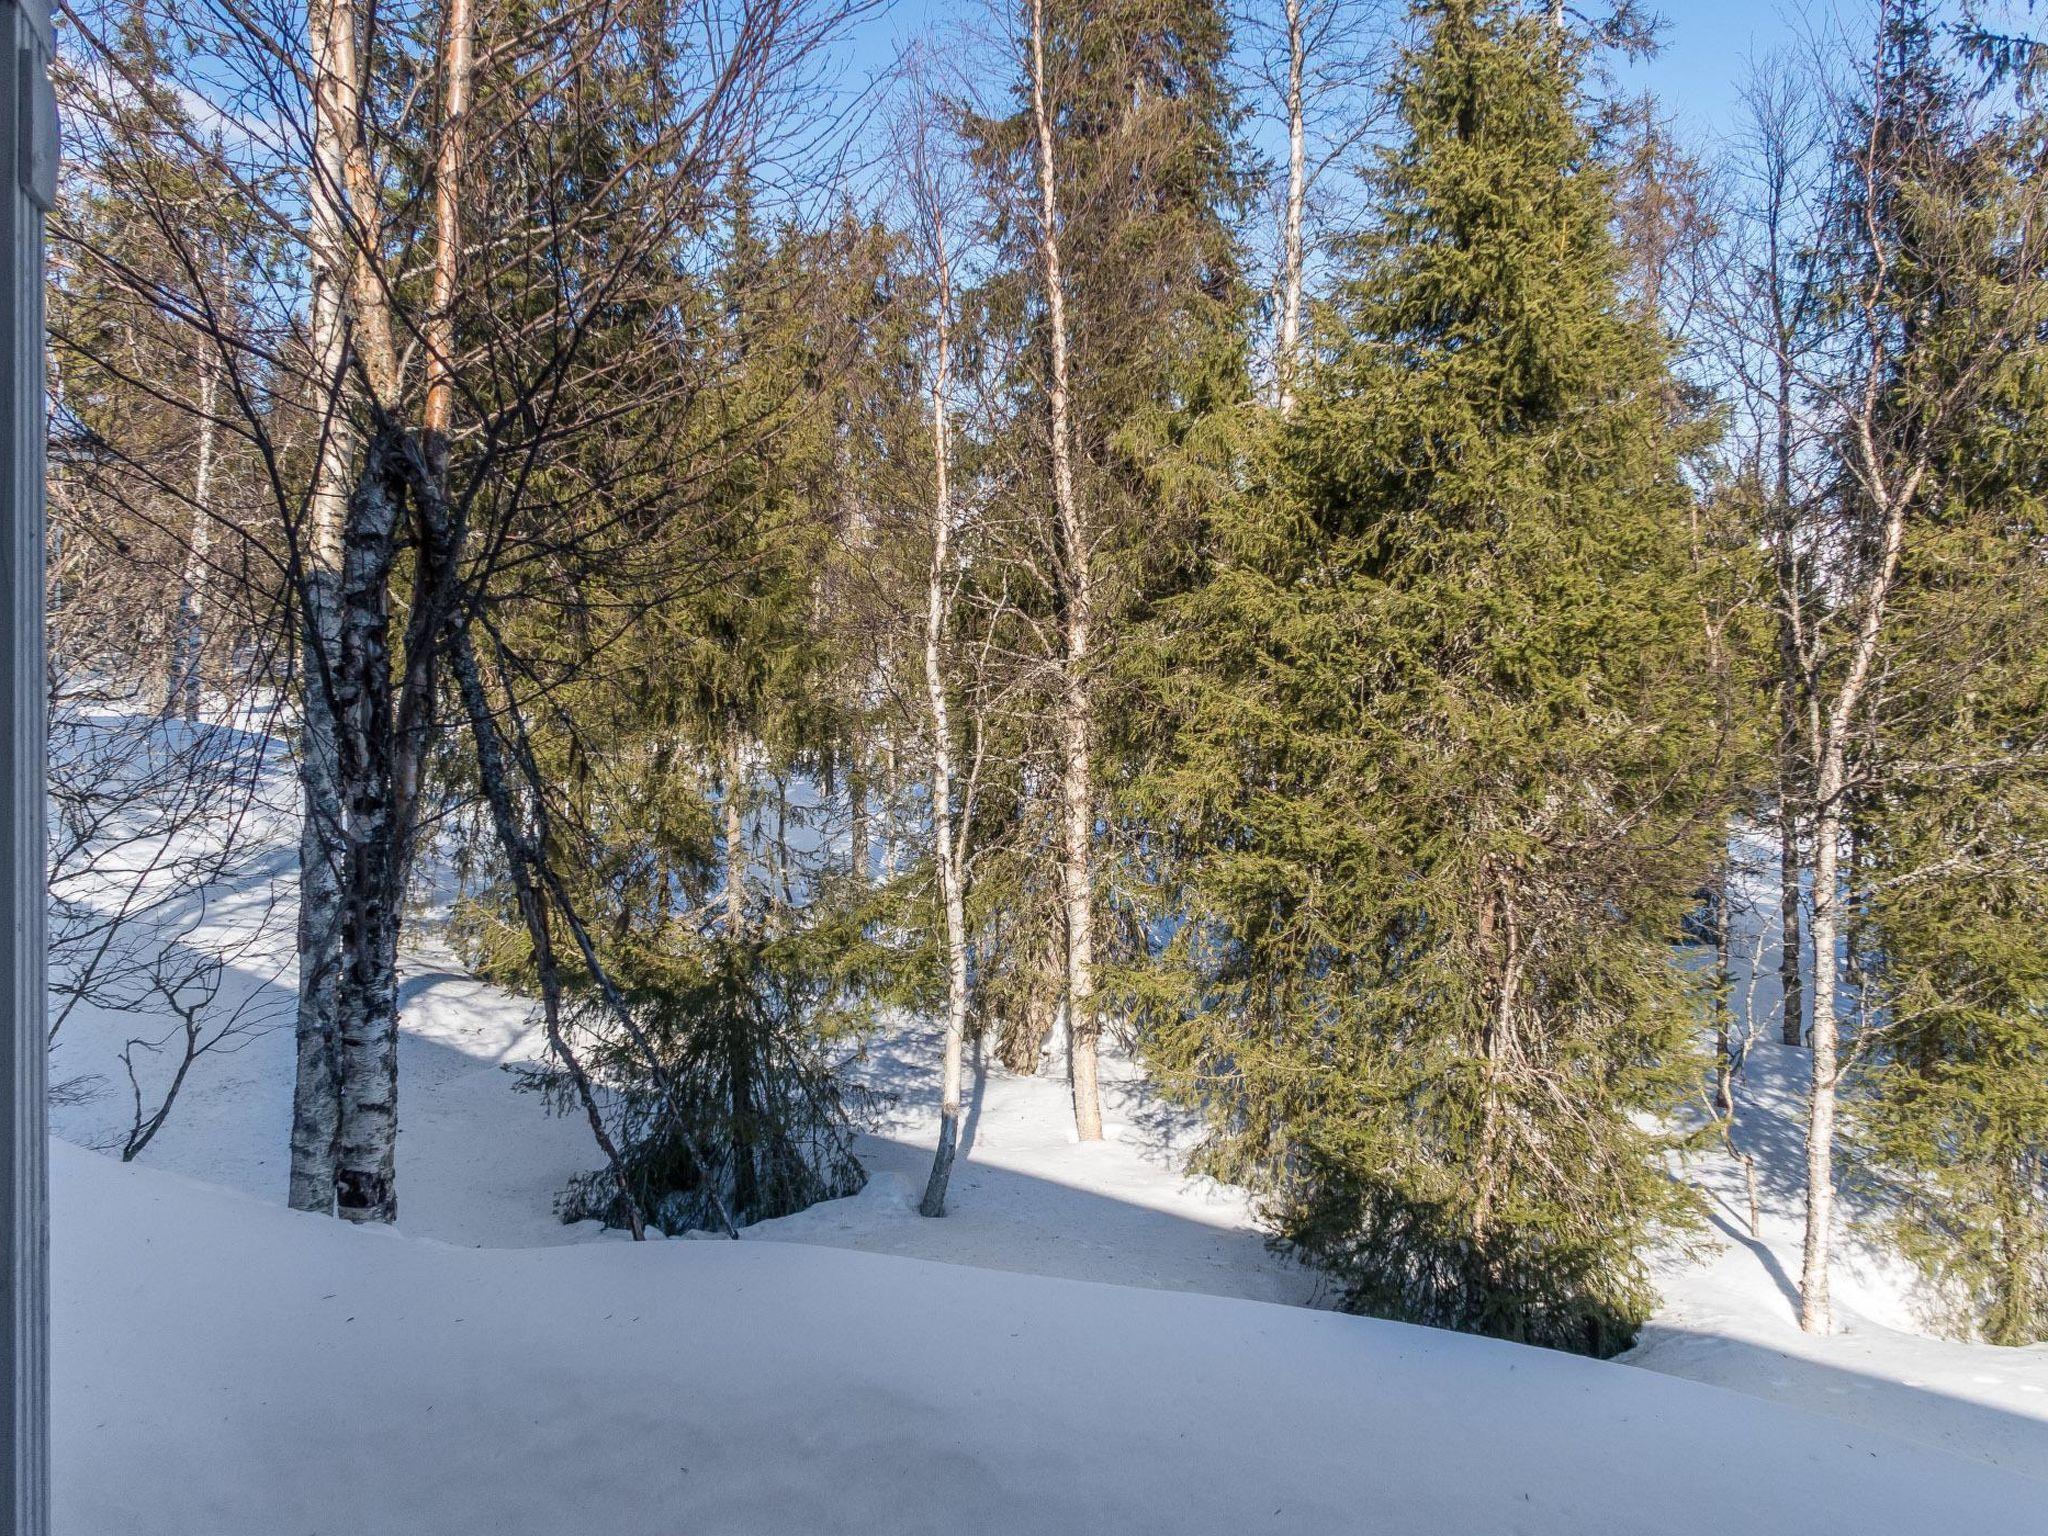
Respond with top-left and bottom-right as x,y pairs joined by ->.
1028,0 -> 1102,1143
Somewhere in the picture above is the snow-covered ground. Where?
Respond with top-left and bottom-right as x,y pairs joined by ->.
1634,1038 -> 2048,1480
44,734 -> 2048,1528
53,1141 -> 2048,1536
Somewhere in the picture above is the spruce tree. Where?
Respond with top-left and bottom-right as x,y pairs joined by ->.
1134,0 -> 1725,1356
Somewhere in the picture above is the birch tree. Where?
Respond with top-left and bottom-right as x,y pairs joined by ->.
1021,0 -> 1104,1141
1791,0 -> 2047,1330
1237,0 -> 1390,415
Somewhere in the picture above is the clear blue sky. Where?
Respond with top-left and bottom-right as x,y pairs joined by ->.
1624,0 -> 1817,146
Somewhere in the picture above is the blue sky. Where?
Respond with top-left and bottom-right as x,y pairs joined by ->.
1624,0 -> 1815,145
844,0 -> 1828,151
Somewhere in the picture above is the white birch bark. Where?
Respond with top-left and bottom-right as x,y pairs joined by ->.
1027,0 -> 1102,1142
917,211 -> 970,1217
165,350 -> 217,724
331,433 -> 404,1223
1799,473 -> 1910,1332
1275,0 -> 1306,417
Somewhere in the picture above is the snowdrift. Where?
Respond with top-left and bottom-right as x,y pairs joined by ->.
54,1142 -> 2047,1535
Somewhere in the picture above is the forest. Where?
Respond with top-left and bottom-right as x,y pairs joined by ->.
41,0 -> 2048,1395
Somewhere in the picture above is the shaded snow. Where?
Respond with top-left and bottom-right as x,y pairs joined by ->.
1630,1038 -> 2048,1480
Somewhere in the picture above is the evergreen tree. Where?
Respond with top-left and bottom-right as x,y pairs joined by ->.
1133,0 -> 1726,1356
461,202 -> 898,1232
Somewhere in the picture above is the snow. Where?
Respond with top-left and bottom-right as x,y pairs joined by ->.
746,1021 -> 1318,1306
44,739 -> 2048,1526
53,1140 -> 2048,1536
1616,832 -> 2048,1480
1631,1039 -> 2048,1481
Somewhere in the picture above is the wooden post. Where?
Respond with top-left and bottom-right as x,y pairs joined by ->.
2,0 -> 55,1527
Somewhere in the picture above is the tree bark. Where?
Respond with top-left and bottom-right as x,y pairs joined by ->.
1774,361 -> 1806,1048
1800,742 -> 1844,1332
1027,0 -> 1102,1142
331,430 -> 405,1224
1799,473 -> 1910,1332
422,0 -> 472,466
287,0 -> 360,1214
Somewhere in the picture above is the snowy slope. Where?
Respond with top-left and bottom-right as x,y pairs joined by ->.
44,741 -> 2048,1494
747,1019 -> 1318,1306
52,1141 -> 2048,1536
1616,835 -> 2048,1478
1630,1039 -> 2048,1480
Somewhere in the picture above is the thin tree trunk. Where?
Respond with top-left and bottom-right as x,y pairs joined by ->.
723,726 -> 748,940
448,626 -> 646,1239
1275,0 -> 1306,417
848,756 -> 868,884
1799,471 -> 1911,1332
1777,772 -> 1803,1045
879,730 -> 899,877
919,220 -> 970,1217
1800,743 -> 1845,1331
1774,364 -> 1805,1048
391,0 -> 474,876
1714,862 -> 1735,1119
165,351 -> 217,724
772,772 -> 792,925
1027,0 -> 1102,1142
422,0 -> 472,468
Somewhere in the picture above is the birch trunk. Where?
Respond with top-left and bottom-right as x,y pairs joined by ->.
1800,743 -> 1845,1331
1774,345 -> 1805,1047
918,225 -> 970,1217
331,432 -> 405,1223
1777,773 -> 1803,1045
165,351 -> 217,723
287,0 -> 359,1213
1275,0 -> 1306,417
1028,0 -> 1102,1142
1799,472 -> 1910,1332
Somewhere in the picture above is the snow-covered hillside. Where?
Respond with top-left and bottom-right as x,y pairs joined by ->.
53,1140 -> 2048,1536
46,732 -> 2048,1525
